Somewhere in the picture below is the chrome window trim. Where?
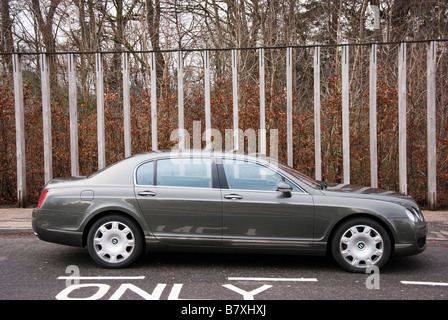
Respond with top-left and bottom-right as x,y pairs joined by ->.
220,156 -> 309,195
133,154 -> 309,194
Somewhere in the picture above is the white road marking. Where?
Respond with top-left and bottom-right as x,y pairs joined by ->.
58,276 -> 145,280
227,277 -> 317,282
401,281 -> 448,287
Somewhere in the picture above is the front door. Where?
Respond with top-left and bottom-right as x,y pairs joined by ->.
220,159 -> 314,249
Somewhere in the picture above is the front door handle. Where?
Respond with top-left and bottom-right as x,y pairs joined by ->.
138,191 -> 156,197
224,194 -> 243,200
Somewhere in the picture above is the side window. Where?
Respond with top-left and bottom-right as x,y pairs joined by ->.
136,161 -> 154,185
222,159 -> 302,192
157,158 -> 213,188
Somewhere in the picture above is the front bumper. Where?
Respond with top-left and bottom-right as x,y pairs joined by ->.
392,218 -> 428,257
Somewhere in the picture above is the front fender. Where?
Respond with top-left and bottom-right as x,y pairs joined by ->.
313,195 -> 404,243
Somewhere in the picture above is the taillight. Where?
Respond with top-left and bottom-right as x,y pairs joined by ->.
37,189 -> 49,210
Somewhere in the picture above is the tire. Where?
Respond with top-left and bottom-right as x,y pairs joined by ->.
331,217 -> 392,273
87,214 -> 144,268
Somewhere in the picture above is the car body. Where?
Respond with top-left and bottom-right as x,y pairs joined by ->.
32,151 -> 427,272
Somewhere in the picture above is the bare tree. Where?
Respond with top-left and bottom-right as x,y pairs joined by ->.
146,0 -> 166,95
31,0 -> 62,74
1,0 -> 15,73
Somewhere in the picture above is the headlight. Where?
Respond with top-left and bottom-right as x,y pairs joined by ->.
406,209 -> 416,222
412,207 -> 424,221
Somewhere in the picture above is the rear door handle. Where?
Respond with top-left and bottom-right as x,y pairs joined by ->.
224,194 -> 243,200
138,191 -> 156,197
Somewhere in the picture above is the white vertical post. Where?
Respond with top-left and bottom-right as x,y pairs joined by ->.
369,44 -> 378,188
204,50 -> 211,148
68,53 -> 79,176
150,52 -> 158,151
12,54 -> 26,207
96,52 -> 106,170
427,41 -> 437,210
232,49 -> 239,150
177,50 -> 185,149
314,46 -> 322,181
259,48 -> 266,155
123,52 -> 131,158
341,45 -> 350,184
286,47 -> 293,167
398,43 -> 407,194
40,53 -> 52,183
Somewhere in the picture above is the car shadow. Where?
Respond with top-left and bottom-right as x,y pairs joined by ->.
51,242 -> 430,276
381,255 -> 429,274
135,250 -> 340,273
48,244 -> 338,274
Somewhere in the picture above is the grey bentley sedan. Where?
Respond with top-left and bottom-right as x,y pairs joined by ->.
32,151 -> 427,272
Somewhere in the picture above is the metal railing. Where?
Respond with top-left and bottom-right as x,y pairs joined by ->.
3,39 -> 447,209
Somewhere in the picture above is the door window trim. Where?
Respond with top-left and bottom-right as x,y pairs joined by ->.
134,155 -> 308,194
219,157 -> 308,194
134,156 -> 220,189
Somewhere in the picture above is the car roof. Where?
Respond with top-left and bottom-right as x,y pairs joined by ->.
131,150 -> 276,165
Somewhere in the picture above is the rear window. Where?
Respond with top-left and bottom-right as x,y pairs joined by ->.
156,158 -> 213,188
136,161 -> 154,185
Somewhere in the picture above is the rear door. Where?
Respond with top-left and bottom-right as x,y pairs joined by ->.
134,157 -> 222,246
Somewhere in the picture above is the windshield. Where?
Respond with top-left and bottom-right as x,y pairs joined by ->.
277,163 -> 323,190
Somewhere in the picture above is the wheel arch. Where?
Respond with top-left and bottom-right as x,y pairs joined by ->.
325,213 -> 396,256
81,210 -> 146,248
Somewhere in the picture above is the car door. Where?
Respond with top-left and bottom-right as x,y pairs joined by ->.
220,158 -> 314,249
134,157 -> 222,246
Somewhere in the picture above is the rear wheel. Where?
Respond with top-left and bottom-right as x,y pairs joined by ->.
331,217 -> 392,273
87,214 -> 144,268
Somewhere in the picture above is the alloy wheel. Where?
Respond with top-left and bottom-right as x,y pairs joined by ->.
93,221 -> 136,264
87,215 -> 144,268
339,225 -> 384,268
331,217 -> 391,273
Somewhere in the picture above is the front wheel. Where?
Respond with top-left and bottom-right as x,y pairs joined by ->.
87,214 -> 144,268
331,217 -> 392,273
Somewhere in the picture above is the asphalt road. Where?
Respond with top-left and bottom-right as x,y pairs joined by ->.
1,234 -> 447,303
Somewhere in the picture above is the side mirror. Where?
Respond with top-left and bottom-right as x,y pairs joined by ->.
317,180 -> 328,189
277,182 -> 292,198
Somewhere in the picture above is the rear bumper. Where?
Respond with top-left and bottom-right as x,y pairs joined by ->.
32,209 -> 84,247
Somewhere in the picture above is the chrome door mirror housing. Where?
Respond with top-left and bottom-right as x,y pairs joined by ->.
277,182 -> 292,197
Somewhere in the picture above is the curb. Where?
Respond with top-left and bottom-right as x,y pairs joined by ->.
0,228 -> 34,235
0,208 -> 33,235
